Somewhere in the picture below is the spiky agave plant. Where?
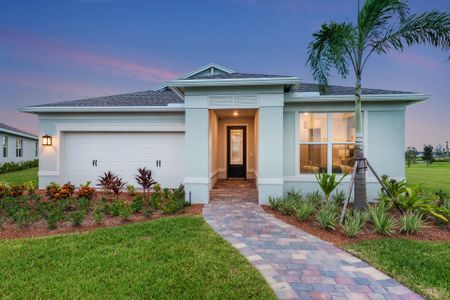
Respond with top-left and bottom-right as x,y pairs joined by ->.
307,0 -> 450,210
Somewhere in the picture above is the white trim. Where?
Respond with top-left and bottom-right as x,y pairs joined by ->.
257,177 -> 284,185
223,123 -> 249,179
20,105 -> 185,114
168,77 -> 300,88
285,93 -> 428,104
0,128 -> 38,140
184,177 -> 209,184
38,171 -> 59,176
55,123 -> 185,132
152,63 -> 235,91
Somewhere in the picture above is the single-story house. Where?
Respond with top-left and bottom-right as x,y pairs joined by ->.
0,123 -> 38,164
21,63 -> 427,204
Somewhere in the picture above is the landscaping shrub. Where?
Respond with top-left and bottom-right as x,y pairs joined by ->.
278,199 -> 295,215
93,207 -> 105,224
316,203 -> 338,230
0,159 -> 38,174
142,206 -> 152,217
268,196 -> 282,210
126,185 -> 137,196
23,181 -> 37,196
98,171 -> 116,194
9,184 -> 25,197
342,209 -> 368,238
135,167 -> 156,197
45,182 -> 75,200
293,200 -> 316,222
78,182 -> 96,200
332,190 -> 346,206
13,208 -> 32,229
118,203 -> 132,221
0,182 -> 11,198
131,195 -> 144,213
399,212 -> 424,235
44,206 -> 64,230
150,187 -> 162,210
70,210 -> 85,227
76,197 -> 91,212
161,188 -> 185,214
110,177 -> 126,199
306,190 -> 323,205
174,184 -> 186,204
368,203 -> 396,236
315,171 -> 347,202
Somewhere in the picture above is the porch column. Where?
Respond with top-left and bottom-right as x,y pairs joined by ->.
257,94 -> 284,204
184,95 -> 210,204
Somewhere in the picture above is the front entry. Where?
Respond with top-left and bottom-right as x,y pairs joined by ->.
227,126 -> 246,179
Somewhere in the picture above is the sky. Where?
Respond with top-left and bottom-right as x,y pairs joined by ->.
0,0 -> 449,149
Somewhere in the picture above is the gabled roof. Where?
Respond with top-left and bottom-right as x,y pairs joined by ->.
0,123 -> 38,140
28,90 -> 182,108
296,83 -> 415,95
186,72 -> 292,80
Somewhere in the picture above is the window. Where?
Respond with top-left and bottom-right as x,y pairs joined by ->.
299,112 -> 356,174
2,136 -> 7,158
16,138 -> 23,158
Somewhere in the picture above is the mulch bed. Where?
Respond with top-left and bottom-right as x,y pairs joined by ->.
1,190 -> 203,240
262,205 -> 450,246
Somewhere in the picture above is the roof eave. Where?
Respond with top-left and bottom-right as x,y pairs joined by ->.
285,93 -> 429,104
19,105 -> 185,114
0,128 -> 38,140
167,77 -> 301,89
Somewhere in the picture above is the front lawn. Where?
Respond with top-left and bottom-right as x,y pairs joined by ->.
344,239 -> 450,300
406,162 -> 450,195
0,216 -> 275,299
0,167 -> 38,185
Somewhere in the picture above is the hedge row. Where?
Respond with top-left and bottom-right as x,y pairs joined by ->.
0,159 -> 39,174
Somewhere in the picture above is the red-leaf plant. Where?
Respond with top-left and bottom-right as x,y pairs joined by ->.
135,167 -> 157,198
110,176 -> 127,199
98,171 -> 116,195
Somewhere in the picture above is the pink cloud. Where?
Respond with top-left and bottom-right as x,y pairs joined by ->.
388,51 -> 443,71
0,28 -> 181,83
0,72 -> 121,97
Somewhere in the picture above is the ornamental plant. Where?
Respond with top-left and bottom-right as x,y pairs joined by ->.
135,168 -> 157,197
78,181 -> 96,200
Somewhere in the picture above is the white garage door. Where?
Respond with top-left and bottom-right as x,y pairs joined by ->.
63,132 -> 185,188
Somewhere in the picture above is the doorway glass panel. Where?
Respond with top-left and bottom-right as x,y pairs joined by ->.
230,129 -> 243,165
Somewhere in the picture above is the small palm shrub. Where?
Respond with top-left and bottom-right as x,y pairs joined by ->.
70,210 -> 85,227
93,207 -> 105,224
368,203 -> 396,236
268,196 -> 282,210
399,212 -> 424,235
315,171 -> 347,202
342,209 -> 368,238
316,203 -> 338,230
293,200 -> 316,222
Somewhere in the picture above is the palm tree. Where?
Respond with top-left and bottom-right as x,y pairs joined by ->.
307,0 -> 449,210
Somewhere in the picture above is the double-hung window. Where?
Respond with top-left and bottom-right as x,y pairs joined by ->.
16,138 -> 23,158
299,112 -> 356,174
2,136 -> 7,158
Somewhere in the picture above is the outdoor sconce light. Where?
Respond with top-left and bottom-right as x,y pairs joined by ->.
42,134 -> 52,146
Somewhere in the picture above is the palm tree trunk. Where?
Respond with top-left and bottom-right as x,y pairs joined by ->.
354,76 -> 368,210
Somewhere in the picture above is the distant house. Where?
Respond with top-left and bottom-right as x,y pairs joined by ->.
0,123 -> 38,164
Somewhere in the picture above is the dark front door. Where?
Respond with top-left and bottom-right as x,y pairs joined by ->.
227,126 -> 246,179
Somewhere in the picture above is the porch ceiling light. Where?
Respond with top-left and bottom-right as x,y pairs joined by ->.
42,134 -> 52,146
233,111 -> 238,116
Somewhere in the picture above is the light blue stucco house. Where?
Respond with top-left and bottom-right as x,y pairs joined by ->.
21,63 -> 427,204
0,123 -> 38,164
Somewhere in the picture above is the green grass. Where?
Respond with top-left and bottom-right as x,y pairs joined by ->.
0,216 -> 275,299
345,239 -> 450,300
0,167 -> 38,185
406,162 -> 450,195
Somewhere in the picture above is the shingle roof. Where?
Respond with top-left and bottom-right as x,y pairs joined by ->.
31,90 -> 183,107
297,83 -> 414,95
0,123 -> 37,139
188,72 -> 293,80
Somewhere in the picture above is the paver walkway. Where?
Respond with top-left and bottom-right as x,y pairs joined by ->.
203,180 -> 422,300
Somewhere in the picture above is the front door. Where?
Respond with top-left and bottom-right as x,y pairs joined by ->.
227,126 -> 246,179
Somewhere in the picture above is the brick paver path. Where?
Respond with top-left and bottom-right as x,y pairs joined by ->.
203,180 -> 422,300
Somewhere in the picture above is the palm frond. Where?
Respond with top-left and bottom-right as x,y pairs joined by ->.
306,22 -> 356,86
358,0 -> 409,47
373,10 -> 450,54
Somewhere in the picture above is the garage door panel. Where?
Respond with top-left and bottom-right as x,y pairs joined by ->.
64,132 -> 185,188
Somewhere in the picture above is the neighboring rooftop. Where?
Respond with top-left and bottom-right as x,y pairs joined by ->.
0,123 -> 37,139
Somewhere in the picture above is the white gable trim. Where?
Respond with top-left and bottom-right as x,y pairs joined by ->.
153,63 -> 234,91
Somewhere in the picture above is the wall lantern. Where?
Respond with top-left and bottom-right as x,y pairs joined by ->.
42,134 -> 52,146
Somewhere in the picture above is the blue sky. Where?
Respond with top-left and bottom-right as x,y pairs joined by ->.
0,0 -> 449,149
